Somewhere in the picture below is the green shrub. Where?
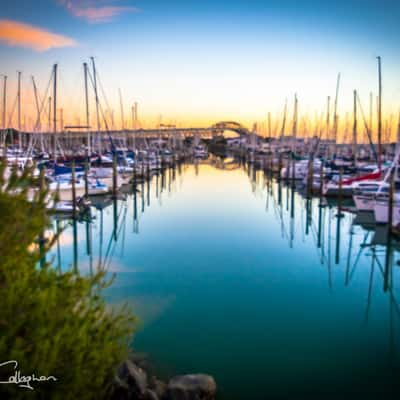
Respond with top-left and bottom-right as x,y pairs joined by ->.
0,163 -> 135,399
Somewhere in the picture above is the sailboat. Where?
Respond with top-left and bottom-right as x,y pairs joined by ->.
323,168 -> 382,198
324,61 -> 385,199
353,180 -> 388,211
355,104 -> 400,214
373,146 -> 400,226
88,178 -> 109,196
374,193 -> 400,226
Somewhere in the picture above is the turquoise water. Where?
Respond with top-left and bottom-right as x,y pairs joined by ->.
50,160 -> 400,399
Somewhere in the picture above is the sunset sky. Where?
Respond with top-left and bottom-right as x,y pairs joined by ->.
0,0 -> 400,133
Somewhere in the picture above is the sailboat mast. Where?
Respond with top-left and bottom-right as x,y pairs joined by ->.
17,71 -> 21,149
326,96 -> 331,141
280,99 -> 287,140
291,94 -> 298,156
352,90 -> 357,163
83,62 -> 90,155
397,110 -> 400,144
134,102 -> 138,128
90,57 -> 101,152
369,92 -> 373,144
333,73 -> 341,149
268,111 -> 271,139
293,94 -> 298,138
60,108 -> 63,132
2,75 -> 6,130
53,64 -> 57,158
31,76 -> 41,131
377,56 -> 382,170
48,96 -> 51,133
326,96 -> 331,159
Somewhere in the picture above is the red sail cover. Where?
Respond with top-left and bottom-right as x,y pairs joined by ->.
342,171 -> 381,185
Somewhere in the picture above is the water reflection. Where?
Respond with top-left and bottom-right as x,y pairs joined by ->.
49,156 -> 400,399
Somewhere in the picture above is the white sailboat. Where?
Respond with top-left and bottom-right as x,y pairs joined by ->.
356,123 -> 400,216
374,192 -> 400,226
48,177 -> 85,201
353,181 -> 387,212
372,153 -> 400,226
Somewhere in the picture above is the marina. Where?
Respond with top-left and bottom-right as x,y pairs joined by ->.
1,67 -> 400,397
2,55 -> 400,232
46,158 -> 400,399
2,1 -> 400,398
1,56 -> 400,399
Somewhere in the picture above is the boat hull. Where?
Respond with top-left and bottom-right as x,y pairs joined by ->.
323,184 -> 353,198
374,201 -> 400,226
353,194 -> 375,212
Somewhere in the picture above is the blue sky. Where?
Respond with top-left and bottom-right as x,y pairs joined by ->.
0,0 -> 399,130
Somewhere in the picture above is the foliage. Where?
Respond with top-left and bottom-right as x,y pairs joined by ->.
0,162 -> 135,399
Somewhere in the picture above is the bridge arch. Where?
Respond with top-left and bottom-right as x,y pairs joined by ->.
210,121 -> 251,137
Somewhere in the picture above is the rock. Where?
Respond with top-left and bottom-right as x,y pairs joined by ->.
167,374 -> 217,400
143,389 -> 159,400
130,352 -> 151,371
110,375 -> 131,400
117,360 -> 148,398
149,377 -> 167,399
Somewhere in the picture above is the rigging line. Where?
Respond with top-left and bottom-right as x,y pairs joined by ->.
31,76 -> 42,130
101,211 -> 121,270
97,73 -> 113,124
309,213 -> 320,241
104,203 -> 128,271
86,68 -> 116,152
101,200 -> 127,270
345,224 -> 355,285
106,204 -> 128,271
34,70 -> 54,131
120,201 -> 128,258
7,95 -> 17,129
310,219 -> 319,242
271,194 -> 289,241
280,208 -> 291,243
348,232 -> 370,282
300,198 -> 306,243
356,93 -> 379,164
36,72 -> 53,130
373,255 -> 400,319
100,205 -> 122,270
309,213 -> 330,266
364,250 -> 375,325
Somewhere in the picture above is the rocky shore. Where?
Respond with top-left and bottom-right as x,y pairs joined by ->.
111,356 -> 217,400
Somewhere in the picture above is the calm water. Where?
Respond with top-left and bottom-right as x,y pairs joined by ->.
50,159 -> 400,399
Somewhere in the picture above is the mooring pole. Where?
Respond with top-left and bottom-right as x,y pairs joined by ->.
84,157 -> 89,199
72,161 -> 78,273
112,151 -> 117,198
384,169 -> 394,292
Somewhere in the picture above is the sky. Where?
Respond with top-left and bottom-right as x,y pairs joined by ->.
0,0 -> 400,134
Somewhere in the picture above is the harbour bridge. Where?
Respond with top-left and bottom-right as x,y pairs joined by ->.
12,121 -> 254,140
1,121 -> 260,154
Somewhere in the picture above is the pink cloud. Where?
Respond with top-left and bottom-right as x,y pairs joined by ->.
0,19 -> 77,51
59,1 -> 139,23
